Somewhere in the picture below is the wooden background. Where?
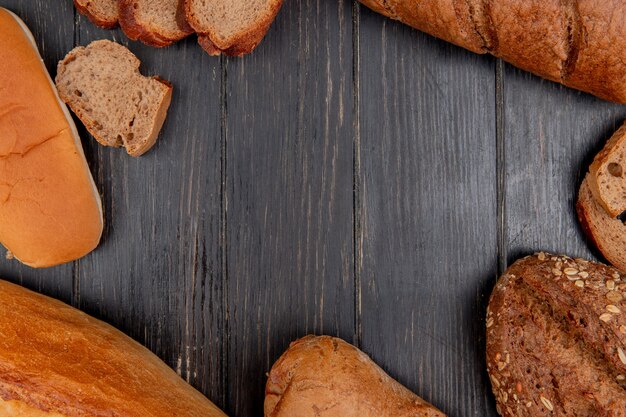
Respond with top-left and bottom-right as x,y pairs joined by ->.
1,1 -> 625,416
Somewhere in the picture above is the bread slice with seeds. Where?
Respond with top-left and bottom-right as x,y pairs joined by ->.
577,175 -> 626,272
588,122 -> 626,218
119,0 -> 193,47
55,40 -> 172,157
74,0 -> 119,29
184,0 -> 283,56
487,253 -> 626,417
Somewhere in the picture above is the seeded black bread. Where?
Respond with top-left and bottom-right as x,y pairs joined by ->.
487,253 -> 626,417
588,122 -> 626,218
359,0 -> 626,103
184,0 -> 283,56
577,176 -> 626,272
55,40 -> 172,157
119,0 -> 193,47
265,335 -> 446,417
74,0 -> 119,29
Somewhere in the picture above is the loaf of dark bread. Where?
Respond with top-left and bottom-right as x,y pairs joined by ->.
265,335 -> 445,417
359,0 -> 626,103
487,253 -> 626,416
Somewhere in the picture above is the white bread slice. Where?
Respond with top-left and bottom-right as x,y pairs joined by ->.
184,0 -> 283,56
588,122 -> 626,218
55,40 -> 172,157
0,8 -> 103,268
74,0 -> 119,29
119,0 -> 193,47
577,175 -> 626,272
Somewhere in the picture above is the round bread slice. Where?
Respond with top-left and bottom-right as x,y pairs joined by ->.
588,122 -> 626,218
184,0 -> 283,56
74,0 -> 119,29
577,175 -> 626,272
487,253 -> 626,417
55,40 -> 172,157
119,0 -> 193,47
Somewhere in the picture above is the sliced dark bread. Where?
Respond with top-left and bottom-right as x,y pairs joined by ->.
55,40 -> 172,157
74,0 -> 119,29
119,0 -> 193,47
577,176 -> 626,272
184,0 -> 283,56
589,122 -> 626,218
487,254 -> 626,416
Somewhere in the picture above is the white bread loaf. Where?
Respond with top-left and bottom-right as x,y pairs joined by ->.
0,8 -> 103,268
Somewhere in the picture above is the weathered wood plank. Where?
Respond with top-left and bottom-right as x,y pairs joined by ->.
502,68 -> 626,275
0,0 -> 76,303
73,22 -> 227,409
224,0 -> 356,414
357,6 -> 499,416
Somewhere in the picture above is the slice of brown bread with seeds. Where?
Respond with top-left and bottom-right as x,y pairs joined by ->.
55,40 -> 172,157
184,0 -> 283,56
74,0 -> 119,29
487,253 -> 626,417
577,175 -> 626,272
119,0 -> 193,47
589,122 -> 626,218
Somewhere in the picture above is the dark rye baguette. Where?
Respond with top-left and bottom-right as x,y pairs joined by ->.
360,0 -> 626,103
119,0 -> 193,47
0,280 -> 227,416
265,335 -> 445,417
487,253 -> 626,417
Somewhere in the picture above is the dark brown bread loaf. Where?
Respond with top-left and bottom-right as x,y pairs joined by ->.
487,253 -> 626,417
359,0 -> 626,103
265,335 -> 445,417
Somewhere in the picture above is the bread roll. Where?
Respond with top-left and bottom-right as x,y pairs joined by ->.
359,0 -> 626,103
0,8 -> 103,267
0,279 -> 227,417
265,335 -> 445,417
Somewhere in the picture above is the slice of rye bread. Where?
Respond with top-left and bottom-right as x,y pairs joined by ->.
119,0 -> 193,47
184,0 -> 283,56
74,0 -> 119,29
487,253 -> 626,417
589,123 -> 626,218
577,175 -> 626,272
55,40 -> 172,157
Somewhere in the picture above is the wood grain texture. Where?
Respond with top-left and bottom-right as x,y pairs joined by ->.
224,0 -> 356,415
357,6 -> 499,416
0,0 -> 76,304
501,65 -> 626,266
2,1 -> 626,417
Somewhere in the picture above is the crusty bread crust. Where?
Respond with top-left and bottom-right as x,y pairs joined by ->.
0,8 -> 103,268
184,0 -> 283,56
73,0 -> 118,29
119,0 -> 193,48
0,280 -> 227,417
359,0 -> 626,103
487,254 -> 626,416
577,176 -> 626,272
265,335 -> 445,417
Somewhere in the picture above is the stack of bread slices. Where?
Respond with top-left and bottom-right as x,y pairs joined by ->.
74,0 -> 283,56
577,124 -> 626,272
